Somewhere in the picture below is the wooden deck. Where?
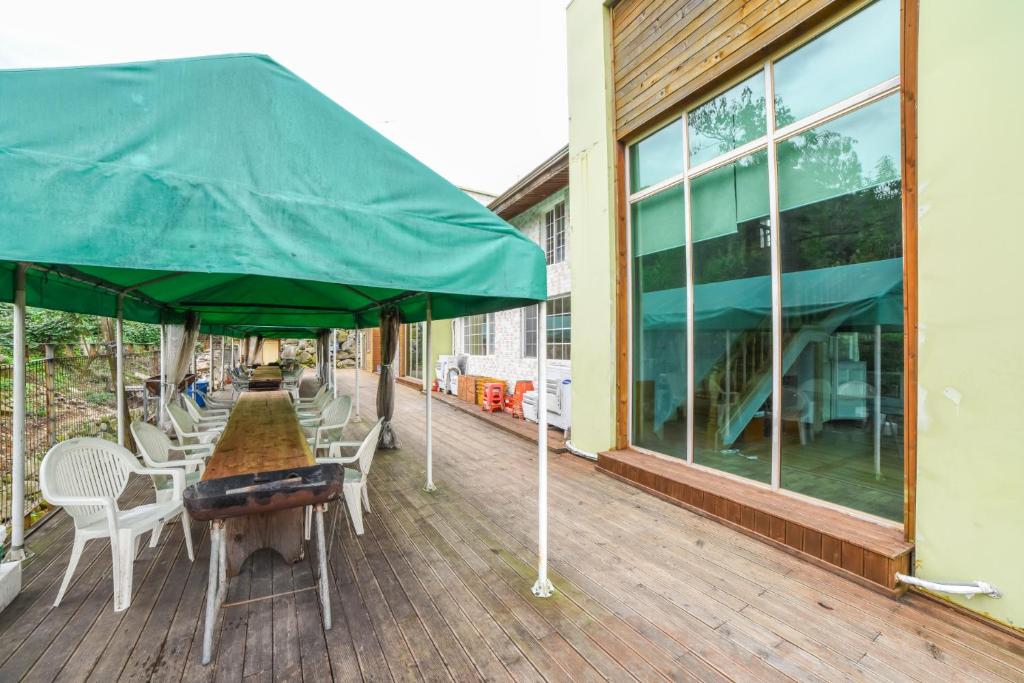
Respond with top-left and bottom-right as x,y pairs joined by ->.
0,371 -> 1022,681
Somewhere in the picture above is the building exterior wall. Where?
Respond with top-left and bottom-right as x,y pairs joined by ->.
915,0 -> 1024,631
453,187 -> 572,388
566,0 -> 618,451
568,0 -> 1024,630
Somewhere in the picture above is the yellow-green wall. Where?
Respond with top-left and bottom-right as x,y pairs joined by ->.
566,0 -> 618,453
916,0 -> 1024,631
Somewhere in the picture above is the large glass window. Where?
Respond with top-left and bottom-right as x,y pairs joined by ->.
688,72 -> 766,167
691,151 -> 773,483
777,96 -> 903,520
547,295 -> 572,361
522,305 -> 538,358
773,0 -> 899,125
631,186 -> 687,459
626,0 -> 904,521
545,202 -> 567,265
403,323 -> 423,380
629,119 -> 684,193
462,314 -> 494,356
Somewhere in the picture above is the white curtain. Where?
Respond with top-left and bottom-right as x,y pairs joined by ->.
316,329 -> 331,386
162,312 -> 201,417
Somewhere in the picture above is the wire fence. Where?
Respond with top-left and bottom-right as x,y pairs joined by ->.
0,349 -> 160,527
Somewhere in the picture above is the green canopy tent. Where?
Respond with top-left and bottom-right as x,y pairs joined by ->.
0,54 -> 555,599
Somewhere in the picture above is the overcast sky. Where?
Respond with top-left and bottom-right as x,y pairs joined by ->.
0,0 -> 569,195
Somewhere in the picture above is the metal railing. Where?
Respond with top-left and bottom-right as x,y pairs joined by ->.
0,349 -> 159,526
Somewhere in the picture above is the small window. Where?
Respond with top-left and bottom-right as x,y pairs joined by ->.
462,313 -> 494,355
522,305 -> 538,358
544,202 -> 567,265
547,295 -> 571,361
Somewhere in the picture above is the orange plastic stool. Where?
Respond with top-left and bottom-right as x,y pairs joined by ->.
508,380 -> 534,419
481,382 -> 504,413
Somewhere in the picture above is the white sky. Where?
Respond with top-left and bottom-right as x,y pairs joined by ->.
0,0 -> 570,195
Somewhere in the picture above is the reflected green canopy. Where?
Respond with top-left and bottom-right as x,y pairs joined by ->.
0,54 -> 546,328
642,257 -> 904,330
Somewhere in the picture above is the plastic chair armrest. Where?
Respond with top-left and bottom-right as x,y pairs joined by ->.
138,466 -> 185,499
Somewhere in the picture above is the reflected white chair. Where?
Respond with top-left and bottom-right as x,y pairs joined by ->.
305,418 -> 383,538
168,403 -> 222,446
40,437 -> 193,612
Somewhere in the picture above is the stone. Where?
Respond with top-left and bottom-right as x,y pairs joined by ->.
298,350 -> 313,364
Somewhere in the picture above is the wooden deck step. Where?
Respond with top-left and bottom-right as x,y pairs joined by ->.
597,448 -> 913,594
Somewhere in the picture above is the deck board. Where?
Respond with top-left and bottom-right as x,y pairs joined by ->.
1,370 -> 1021,681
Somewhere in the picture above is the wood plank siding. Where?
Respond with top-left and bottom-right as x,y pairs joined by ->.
611,0 -> 851,140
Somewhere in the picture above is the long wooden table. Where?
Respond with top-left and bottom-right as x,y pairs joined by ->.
247,365 -> 283,391
191,390 -> 336,664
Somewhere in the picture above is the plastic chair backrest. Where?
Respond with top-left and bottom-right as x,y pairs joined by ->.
131,420 -> 172,467
182,393 -> 205,422
321,395 -> 353,427
167,403 -> 197,440
40,437 -> 135,523
356,419 -> 384,477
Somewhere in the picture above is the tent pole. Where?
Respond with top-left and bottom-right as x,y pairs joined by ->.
159,324 -> 166,429
532,301 -> 553,598
116,294 -> 126,447
353,327 -> 362,422
8,264 -> 28,561
209,334 -> 215,392
331,329 -> 338,399
424,296 -> 435,492
219,336 -> 225,390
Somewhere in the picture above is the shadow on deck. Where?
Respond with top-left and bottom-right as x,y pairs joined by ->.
0,370 -> 1021,681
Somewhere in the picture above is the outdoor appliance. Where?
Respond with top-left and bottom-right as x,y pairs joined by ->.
435,354 -> 467,395
523,370 -> 572,431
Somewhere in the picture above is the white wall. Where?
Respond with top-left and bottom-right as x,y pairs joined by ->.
453,187 -> 571,387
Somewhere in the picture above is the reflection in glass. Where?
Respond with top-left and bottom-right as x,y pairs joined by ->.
629,120 -> 684,193
688,72 -> 766,167
690,151 -> 773,482
773,0 -> 899,126
631,187 -> 687,458
778,95 -> 903,521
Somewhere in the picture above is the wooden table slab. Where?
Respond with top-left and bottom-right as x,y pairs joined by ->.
203,391 -> 313,481
248,366 -> 283,391
202,390 -> 313,575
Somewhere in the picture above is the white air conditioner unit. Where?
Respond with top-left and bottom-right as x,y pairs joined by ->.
523,373 -> 571,431
435,355 -> 465,395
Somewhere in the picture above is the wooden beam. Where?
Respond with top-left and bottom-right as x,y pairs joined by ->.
615,142 -> 630,450
900,0 -> 919,543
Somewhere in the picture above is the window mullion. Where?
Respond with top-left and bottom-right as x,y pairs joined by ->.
765,61 -> 783,491
682,111 -> 695,465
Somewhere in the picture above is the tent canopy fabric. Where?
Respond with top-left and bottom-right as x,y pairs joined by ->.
0,54 -> 547,327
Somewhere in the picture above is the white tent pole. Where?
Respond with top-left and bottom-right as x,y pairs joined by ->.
353,327 -> 362,422
424,296 -> 436,492
116,294 -> 126,447
874,324 -> 882,480
159,324 -> 166,429
209,334 -> 215,392
532,300 -> 553,598
8,264 -> 28,561
331,329 -> 338,399
219,336 -> 225,390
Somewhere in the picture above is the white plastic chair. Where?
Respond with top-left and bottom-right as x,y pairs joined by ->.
40,437 -> 194,612
302,395 -> 353,456
168,403 -> 222,446
131,420 -> 211,500
296,383 -> 328,407
296,387 -> 331,418
306,418 -> 383,538
183,393 -> 229,426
